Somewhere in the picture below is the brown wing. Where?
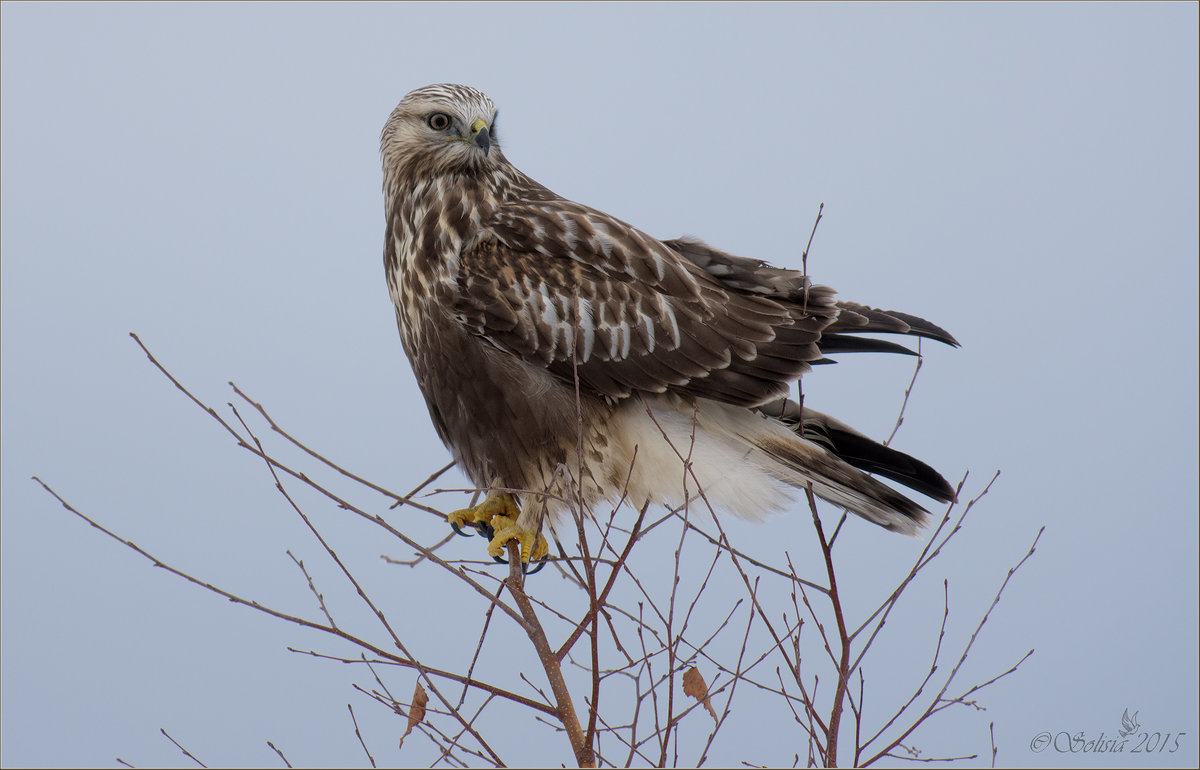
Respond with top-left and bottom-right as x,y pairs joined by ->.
664,238 -> 961,353
453,203 -> 839,408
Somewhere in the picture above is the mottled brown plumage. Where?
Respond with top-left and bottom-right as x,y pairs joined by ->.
381,84 -> 958,560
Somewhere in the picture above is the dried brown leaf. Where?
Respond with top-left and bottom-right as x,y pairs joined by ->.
398,681 -> 429,750
683,666 -> 718,723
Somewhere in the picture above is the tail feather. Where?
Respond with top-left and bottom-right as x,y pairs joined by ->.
754,429 -> 932,535
802,410 -> 957,503
754,399 -> 957,534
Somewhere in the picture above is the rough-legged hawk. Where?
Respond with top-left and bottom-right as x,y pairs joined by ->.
381,84 -> 958,565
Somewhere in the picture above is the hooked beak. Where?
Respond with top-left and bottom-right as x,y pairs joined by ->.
469,118 -> 491,156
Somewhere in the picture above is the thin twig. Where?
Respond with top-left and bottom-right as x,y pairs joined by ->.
885,349 -> 924,446
347,703 -> 377,768
287,550 -> 336,629
160,729 -> 206,768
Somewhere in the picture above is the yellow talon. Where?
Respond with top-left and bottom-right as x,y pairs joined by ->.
487,512 -> 550,563
447,490 -> 520,531
447,491 -> 549,564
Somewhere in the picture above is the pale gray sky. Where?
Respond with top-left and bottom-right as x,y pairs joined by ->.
3,2 -> 1197,767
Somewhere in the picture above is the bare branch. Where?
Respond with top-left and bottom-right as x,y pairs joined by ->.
51,322 -> 1028,769
504,542 -> 595,768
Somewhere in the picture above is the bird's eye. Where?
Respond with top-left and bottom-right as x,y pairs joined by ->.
427,113 -> 452,131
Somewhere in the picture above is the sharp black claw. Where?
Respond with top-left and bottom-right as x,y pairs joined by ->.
450,520 -> 497,539
491,552 -> 546,573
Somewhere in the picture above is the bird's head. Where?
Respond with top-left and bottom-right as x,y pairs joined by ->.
381,84 -> 502,181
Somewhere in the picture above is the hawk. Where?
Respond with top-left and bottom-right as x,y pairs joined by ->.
381,84 -> 958,565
